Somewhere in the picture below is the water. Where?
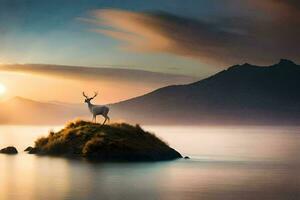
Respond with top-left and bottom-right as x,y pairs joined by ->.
0,125 -> 300,200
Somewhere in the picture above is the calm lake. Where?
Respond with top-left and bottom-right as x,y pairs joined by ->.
0,125 -> 300,200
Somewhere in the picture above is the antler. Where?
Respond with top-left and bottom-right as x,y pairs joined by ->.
82,92 -> 88,98
90,91 -> 98,99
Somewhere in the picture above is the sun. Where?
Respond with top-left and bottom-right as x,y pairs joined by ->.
0,83 -> 6,95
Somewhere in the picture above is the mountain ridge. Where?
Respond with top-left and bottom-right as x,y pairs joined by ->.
1,59 -> 300,125
110,59 -> 300,125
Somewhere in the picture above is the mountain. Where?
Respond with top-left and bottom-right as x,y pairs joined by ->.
110,59 -> 300,125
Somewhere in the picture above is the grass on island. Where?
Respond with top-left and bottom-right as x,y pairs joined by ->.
33,120 -> 181,161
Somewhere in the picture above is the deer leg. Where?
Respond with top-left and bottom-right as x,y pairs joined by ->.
102,116 -> 107,125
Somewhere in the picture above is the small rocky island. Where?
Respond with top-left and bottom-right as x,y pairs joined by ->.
30,120 -> 182,161
0,146 -> 18,154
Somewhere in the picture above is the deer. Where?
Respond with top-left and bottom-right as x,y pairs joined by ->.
82,91 -> 110,125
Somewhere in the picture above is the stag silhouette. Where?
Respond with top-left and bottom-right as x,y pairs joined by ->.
83,92 -> 110,125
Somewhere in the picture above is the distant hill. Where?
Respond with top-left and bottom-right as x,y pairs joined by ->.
0,97 -> 86,124
110,59 -> 300,125
1,59 -> 300,125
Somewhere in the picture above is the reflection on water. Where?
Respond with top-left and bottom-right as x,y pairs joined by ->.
0,125 -> 300,200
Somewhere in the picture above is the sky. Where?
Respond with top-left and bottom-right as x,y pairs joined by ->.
0,0 -> 212,76
0,0 -> 299,103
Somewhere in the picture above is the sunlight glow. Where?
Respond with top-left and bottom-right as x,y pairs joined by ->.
0,83 -> 6,95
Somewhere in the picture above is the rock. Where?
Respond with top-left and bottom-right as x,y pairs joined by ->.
32,120 -> 182,161
28,147 -> 39,154
24,146 -> 39,154
24,146 -> 33,152
184,156 -> 190,159
0,146 -> 18,154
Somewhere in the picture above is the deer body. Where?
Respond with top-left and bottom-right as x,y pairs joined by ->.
83,92 -> 110,125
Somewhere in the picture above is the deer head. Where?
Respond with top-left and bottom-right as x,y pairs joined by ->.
82,91 -> 98,104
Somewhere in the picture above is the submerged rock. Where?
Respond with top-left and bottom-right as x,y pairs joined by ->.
184,156 -> 190,159
25,146 -> 39,154
24,146 -> 33,151
0,146 -> 18,154
32,120 -> 182,161
29,148 -> 39,154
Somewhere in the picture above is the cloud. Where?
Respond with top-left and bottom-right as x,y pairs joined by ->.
0,64 -> 195,85
272,0 -> 300,9
0,64 -> 197,103
86,5 -> 300,66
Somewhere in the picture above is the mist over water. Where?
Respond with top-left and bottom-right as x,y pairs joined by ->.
0,125 -> 300,200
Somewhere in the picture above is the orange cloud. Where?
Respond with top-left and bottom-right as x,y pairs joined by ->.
0,64 -> 196,104
90,9 -> 172,52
